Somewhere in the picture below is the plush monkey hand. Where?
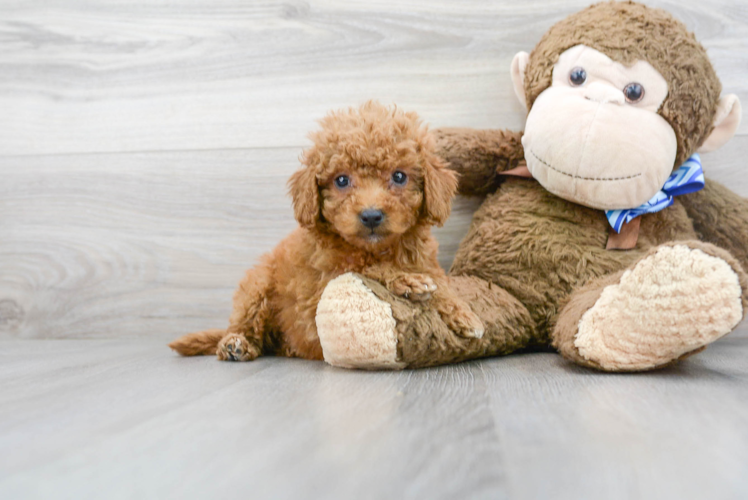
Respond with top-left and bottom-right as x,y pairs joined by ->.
434,128 -> 525,197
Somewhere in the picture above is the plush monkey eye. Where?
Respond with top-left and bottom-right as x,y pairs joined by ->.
334,175 -> 350,188
569,67 -> 587,86
391,171 -> 408,186
623,82 -> 645,103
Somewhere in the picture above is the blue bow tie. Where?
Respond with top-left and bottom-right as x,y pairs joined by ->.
606,154 -> 704,233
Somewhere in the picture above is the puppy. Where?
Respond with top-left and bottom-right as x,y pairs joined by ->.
169,102 -> 483,362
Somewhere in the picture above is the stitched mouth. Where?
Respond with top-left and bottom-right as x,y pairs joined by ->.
528,149 -> 642,181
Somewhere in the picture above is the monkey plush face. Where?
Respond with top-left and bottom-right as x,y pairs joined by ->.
522,45 -> 676,209
511,1 -> 741,211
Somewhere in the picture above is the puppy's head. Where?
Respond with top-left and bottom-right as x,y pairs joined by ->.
288,101 -> 458,250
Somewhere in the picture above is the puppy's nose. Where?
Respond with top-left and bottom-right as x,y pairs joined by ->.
360,209 -> 384,229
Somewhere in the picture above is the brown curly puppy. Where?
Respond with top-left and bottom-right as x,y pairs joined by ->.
169,102 -> 483,362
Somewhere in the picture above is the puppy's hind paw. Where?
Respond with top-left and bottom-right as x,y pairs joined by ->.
217,333 -> 261,362
444,309 -> 485,339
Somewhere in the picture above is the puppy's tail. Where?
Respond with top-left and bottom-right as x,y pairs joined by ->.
168,328 -> 226,356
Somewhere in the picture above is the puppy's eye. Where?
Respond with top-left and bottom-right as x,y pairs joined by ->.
569,67 -> 587,86
334,175 -> 350,189
391,171 -> 408,186
623,82 -> 645,103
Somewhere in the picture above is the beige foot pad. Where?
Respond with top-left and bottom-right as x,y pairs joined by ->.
316,274 -> 405,370
576,245 -> 743,371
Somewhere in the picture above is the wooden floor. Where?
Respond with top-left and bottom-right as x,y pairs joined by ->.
2,1 -> 748,498
2,326 -> 748,499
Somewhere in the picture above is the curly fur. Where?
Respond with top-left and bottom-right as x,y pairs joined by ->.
169,101 -> 480,361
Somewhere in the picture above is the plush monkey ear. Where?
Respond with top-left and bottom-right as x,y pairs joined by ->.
511,51 -> 530,111
698,94 -> 742,153
422,153 -> 458,227
287,165 -> 320,228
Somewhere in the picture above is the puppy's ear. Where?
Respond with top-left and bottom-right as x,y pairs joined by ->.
422,152 -> 458,227
288,165 -> 320,228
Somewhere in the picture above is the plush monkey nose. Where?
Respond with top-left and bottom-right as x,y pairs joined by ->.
583,81 -> 625,105
360,209 -> 385,229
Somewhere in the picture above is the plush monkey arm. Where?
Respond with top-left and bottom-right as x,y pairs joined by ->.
434,128 -> 525,196
679,179 -> 748,271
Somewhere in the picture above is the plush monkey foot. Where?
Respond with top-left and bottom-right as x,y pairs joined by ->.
557,243 -> 745,372
216,333 -> 261,362
316,274 -> 406,370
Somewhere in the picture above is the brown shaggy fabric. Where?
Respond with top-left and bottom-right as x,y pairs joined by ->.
524,1 -> 721,167
434,128 -> 525,196
552,271 -> 624,371
354,274 -> 536,368
680,179 -> 748,274
449,177 -> 700,341
355,177 -> 748,369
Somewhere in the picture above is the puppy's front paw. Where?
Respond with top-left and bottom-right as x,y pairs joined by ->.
217,333 -> 261,362
443,306 -> 484,339
389,274 -> 437,301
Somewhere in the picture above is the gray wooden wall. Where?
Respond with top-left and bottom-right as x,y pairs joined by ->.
2,0 -> 747,340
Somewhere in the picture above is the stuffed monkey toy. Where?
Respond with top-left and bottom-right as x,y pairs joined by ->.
315,1 -> 748,371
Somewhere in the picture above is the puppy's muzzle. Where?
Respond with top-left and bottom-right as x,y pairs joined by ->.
359,208 -> 385,229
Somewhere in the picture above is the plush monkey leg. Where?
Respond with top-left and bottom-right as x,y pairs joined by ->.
553,241 -> 748,372
679,179 -> 748,273
316,273 -> 536,369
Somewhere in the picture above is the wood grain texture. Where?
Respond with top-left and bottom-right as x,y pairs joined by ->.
0,325 -> 746,499
1,0 -> 747,157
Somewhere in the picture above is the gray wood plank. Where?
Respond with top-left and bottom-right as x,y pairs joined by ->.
0,339 -> 507,500
1,323 -> 746,499
1,0 -> 746,156
482,334 -> 748,500
0,148 -> 297,340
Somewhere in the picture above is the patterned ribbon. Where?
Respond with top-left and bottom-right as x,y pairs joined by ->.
606,154 -> 704,233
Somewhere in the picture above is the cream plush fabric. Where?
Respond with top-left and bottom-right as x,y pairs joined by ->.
575,245 -> 743,370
